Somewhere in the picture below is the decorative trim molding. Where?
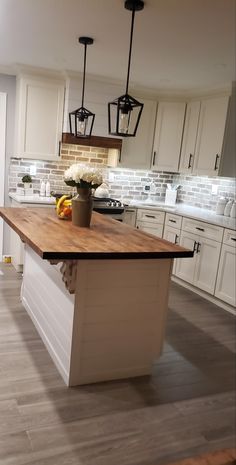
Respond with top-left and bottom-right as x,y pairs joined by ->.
62,132 -> 122,150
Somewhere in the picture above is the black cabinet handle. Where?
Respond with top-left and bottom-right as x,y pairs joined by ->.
188,153 -> 193,169
119,149 -> 122,163
152,151 -> 157,165
196,227 -> 205,232
196,242 -> 201,254
145,214 -> 156,219
214,154 -> 220,171
193,240 -> 198,253
169,219 -> 176,223
58,141 -> 61,157
174,234 -> 179,244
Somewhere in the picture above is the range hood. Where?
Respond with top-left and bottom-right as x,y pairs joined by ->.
62,133 -> 122,151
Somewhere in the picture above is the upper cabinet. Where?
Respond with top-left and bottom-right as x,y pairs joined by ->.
179,101 -> 201,173
119,98 -> 157,169
179,95 -> 229,176
152,102 -> 186,172
15,74 -> 65,160
193,96 -> 229,176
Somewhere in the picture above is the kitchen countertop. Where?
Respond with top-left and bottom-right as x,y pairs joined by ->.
9,193 -> 56,204
126,200 -> 236,230
9,193 -> 236,230
0,207 -> 193,260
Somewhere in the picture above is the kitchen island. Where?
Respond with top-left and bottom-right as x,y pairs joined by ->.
0,207 -> 193,386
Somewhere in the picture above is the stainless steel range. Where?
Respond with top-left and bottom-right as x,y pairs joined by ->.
92,197 -> 124,221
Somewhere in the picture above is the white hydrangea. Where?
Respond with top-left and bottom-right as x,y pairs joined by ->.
64,164 -> 103,188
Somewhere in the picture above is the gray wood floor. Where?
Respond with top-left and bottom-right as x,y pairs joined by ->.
0,263 -> 235,465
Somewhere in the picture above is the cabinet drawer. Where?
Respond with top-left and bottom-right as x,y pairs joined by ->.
136,221 -> 163,238
182,217 -> 223,242
137,209 -> 165,224
165,213 -> 182,229
223,228 -> 236,247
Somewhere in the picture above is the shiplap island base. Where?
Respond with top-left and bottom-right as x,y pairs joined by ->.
0,207 -> 193,386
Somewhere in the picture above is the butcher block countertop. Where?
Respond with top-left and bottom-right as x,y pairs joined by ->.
0,207 -> 193,260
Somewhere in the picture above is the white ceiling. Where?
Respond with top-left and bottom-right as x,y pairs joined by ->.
0,0 -> 235,92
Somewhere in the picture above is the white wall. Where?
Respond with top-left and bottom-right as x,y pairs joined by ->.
0,74 -> 16,254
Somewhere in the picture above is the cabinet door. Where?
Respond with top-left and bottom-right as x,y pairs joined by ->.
152,102 -> 186,172
175,231 -> 197,284
123,208 -> 137,227
120,99 -> 157,169
163,225 -> 180,275
215,244 -> 236,306
194,237 -> 221,295
16,76 -> 65,160
136,221 -> 163,238
179,101 -> 201,173
193,96 -> 229,176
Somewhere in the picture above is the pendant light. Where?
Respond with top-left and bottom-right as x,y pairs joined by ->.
69,37 -> 95,138
108,0 -> 144,137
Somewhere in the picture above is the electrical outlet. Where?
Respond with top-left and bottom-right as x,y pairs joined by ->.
212,185 -> 218,195
108,172 -> 115,182
30,165 -> 36,176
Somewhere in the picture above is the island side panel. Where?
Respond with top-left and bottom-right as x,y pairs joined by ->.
21,245 -> 75,385
69,258 -> 173,386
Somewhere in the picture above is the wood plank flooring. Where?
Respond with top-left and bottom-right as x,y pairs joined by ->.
0,263 -> 235,465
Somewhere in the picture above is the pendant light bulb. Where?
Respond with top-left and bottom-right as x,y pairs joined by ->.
108,0 -> 144,137
69,36 -> 95,138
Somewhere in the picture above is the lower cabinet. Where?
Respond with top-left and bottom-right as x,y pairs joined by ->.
175,231 -> 222,295
163,225 -> 181,275
215,229 -> 236,306
123,208 -> 137,227
10,199 -> 54,271
136,209 -> 165,238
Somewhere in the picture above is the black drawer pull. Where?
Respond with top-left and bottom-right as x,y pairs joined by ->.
145,214 -> 156,219
152,151 -> 157,165
196,227 -> 205,232
196,242 -> 201,254
231,238 -> 236,242
169,219 -> 176,223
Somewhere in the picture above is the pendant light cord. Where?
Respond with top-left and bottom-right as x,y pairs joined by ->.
81,43 -> 87,108
125,8 -> 135,95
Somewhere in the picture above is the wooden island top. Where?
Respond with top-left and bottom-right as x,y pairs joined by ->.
0,207 -> 193,260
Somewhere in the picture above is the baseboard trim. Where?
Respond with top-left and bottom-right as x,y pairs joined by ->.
172,276 -> 236,316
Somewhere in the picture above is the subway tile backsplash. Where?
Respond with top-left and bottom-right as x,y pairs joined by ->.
8,143 -> 236,210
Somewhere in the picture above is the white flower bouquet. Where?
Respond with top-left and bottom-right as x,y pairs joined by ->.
64,164 -> 103,190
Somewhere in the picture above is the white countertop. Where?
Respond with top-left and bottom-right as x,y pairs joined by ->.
9,193 -> 56,205
9,193 -> 236,230
126,199 -> 236,231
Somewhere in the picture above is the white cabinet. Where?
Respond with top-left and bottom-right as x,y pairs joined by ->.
15,75 -> 65,160
215,229 -> 236,306
10,199 -> 54,271
179,101 -> 201,173
120,99 -> 157,169
163,213 -> 182,275
152,102 -> 186,172
175,218 -> 223,295
193,96 -> 229,176
136,209 -> 165,238
123,208 -> 137,227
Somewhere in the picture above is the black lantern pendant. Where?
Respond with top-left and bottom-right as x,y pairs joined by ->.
108,0 -> 144,137
69,37 -> 95,138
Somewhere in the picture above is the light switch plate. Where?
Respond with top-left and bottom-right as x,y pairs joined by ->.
212,185 -> 218,194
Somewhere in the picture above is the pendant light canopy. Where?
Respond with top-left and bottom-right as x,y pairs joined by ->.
108,0 -> 144,137
69,36 -> 95,138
